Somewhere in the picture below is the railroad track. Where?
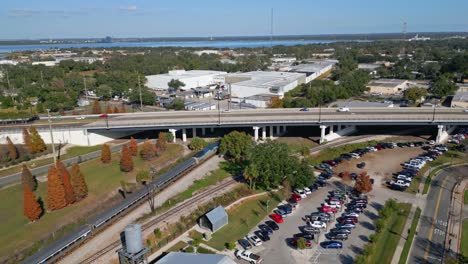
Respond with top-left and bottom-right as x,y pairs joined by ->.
81,177 -> 239,264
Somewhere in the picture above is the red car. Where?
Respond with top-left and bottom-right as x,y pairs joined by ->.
375,145 -> 383,150
339,217 -> 358,223
291,237 -> 312,248
328,198 -> 344,204
291,193 -> 302,202
324,160 -> 337,167
321,206 -> 338,213
270,213 -> 284,223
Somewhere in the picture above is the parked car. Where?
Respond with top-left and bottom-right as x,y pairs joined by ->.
326,232 -> 349,240
342,212 -> 360,218
259,224 -> 273,235
279,204 -> 293,214
300,107 -> 310,112
254,230 -> 270,242
308,221 -> 326,229
294,232 -> 315,240
330,228 -> 352,234
238,239 -> 252,249
336,223 -> 356,229
303,226 -> 321,234
303,187 -> 312,195
291,193 -> 302,201
294,188 -> 307,198
321,206 -> 338,213
320,240 -> 343,249
338,217 -> 358,224
235,250 -> 262,264
357,162 -> 366,169
265,221 -> 279,231
274,208 -> 288,218
269,213 -> 284,224
246,233 -> 263,246
323,202 -> 341,209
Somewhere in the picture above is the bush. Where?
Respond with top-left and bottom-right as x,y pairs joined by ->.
136,170 -> 149,184
153,228 -> 162,238
226,242 -> 236,250
192,238 -> 201,247
185,246 -> 194,253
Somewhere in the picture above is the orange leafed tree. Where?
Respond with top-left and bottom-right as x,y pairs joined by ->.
106,104 -> 112,114
129,137 -> 138,156
22,164 -> 37,191
120,145 -> 134,172
56,160 -> 76,204
354,171 -> 373,193
269,97 -> 284,108
140,140 -> 156,161
113,106 -> 120,113
23,186 -> 43,222
101,144 -> 111,163
91,100 -> 102,114
6,136 -> 18,160
22,127 -> 32,153
155,132 -> 167,151
47,166 -> 67,211
70,164 -> 88,200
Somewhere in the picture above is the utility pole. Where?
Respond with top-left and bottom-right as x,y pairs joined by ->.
83,76 -> 88,101
138,75 -> 143,111
47,109 -> 57,164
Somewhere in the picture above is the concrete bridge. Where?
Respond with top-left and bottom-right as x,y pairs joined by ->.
1,108 -> 467,146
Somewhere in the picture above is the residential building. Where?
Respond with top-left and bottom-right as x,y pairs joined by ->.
157,252 -> 236,264
367,79 -> 410,95
226,71 -> 306,98
146,70 -> 227,91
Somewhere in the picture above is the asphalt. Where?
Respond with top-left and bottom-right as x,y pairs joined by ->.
408,165 -> 466,264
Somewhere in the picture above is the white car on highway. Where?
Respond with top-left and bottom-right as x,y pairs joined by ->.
75,115 -> 85,120
246,233 -> 262,246
337,107 -> 350,112
308,221 -> 327,229
294,188 -> 307,198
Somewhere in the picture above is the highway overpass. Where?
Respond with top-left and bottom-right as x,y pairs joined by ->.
1,108 -> 467,145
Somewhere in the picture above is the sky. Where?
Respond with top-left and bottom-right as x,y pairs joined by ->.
1,0 -> 467,39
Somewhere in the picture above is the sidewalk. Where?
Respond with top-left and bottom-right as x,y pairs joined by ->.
391,204 -> 417,264
446,178 -> 467,257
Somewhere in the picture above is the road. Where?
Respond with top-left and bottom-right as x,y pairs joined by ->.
79,108 -> 468,130
0,141 -> 127,188
408,165 -> 466,264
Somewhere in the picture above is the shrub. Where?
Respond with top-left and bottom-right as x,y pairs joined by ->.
185,246 -> 194,253
226,242 -> 236,250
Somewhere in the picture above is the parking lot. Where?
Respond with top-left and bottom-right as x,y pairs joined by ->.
234,143 -> 429,264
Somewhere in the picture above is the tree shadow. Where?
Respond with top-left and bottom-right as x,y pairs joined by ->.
359,235 -> 369,242
339,254 -> 354,264
370,201 -> 383,211
349,244 -> 363,255
364,210 -> 378,220
360,221 -> 375,230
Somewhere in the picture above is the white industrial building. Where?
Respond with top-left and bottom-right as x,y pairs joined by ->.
288,61 -> 335,83
226,71 -> 306,99
146,70 -> 227,91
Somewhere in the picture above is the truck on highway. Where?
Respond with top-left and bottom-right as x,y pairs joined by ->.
235,250 -> 263,263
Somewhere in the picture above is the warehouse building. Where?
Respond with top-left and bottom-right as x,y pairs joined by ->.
367,79 -> 409,95
244,94 -> 280,108
146,70 -> 226,91
227,71 -> 306,98
451,91 -> 468,108
289,61 -> 335,83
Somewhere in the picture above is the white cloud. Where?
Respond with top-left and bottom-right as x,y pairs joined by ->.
119,6 -> 138,11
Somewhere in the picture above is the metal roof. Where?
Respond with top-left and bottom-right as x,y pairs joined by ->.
452,91 -> 468,103
157,252 -> 236,264
204,206 -> 228,233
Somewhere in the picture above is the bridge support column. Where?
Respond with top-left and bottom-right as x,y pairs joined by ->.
253,126 -> 260,141
192,128 -> 197,138
270,126 -> 274,139
262,127 -> 267,140
276,126 -> 281,136
182,128 -> 187,142
338,125 -> 342,131
169,129 -> 177,143
436,125 -> 446,144
282,126 -> 287,133
210,127 -> 214,133
320,125 -> 328,144
201,128 -> 206,136
330,125 -> 334,134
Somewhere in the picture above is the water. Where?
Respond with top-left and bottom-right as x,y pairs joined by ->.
0,39 -> 369,53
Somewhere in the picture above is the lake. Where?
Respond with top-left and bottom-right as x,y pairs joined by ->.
0,39 -> 369,53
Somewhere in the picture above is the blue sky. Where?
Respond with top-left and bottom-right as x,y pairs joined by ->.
1,0 -> 467,39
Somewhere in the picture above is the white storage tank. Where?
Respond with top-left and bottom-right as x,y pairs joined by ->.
124,223 -> 143,254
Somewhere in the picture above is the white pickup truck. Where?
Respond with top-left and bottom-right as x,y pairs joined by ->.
235,250 -> 263,264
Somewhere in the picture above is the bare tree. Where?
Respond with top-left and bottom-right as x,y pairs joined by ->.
145,166 -> 159,213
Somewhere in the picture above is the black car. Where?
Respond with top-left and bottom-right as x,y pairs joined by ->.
326,232 -> 349,240
255,230 -> 271,242
266,220 -> 279,231
279,204 -> 292,214
294,233 -> 315,240
316,180 -> 327,187
309,184 -> 318,191
238,238 -> 252,249
350,173 -> 358,180
357,162 -> 366,169
259,224 -> 273,235
330,228 -> 352,234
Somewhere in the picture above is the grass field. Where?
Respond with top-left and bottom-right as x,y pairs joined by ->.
0,145 -> 102,178
364,203 -> 411,264
464,190 -> 468,205
398,207 -> 421,264
306,140 -> 379,166
0,144 -> 183,261
206,191 -> 285,251
461,219 -> 468,259
166,241 -> 188,252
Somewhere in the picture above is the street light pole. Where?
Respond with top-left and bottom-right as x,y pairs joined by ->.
47,109 -> 57,164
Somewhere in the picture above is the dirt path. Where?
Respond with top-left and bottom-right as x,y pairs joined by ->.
59,155 -> 225,264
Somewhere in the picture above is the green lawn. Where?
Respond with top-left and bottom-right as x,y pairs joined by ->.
365,203 -> 412,264
461,219 -> 468,259
464,190 -> 468,205
206,191 -> 285,251
0,145 -> 102,178
398,207 -> 421,264
0,144 -> 183,261
166,241 -> 188,252
197,246 -> 216,254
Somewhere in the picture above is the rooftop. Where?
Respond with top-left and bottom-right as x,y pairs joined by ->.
229,71 -> 305,88
452,91 -> 468,102
157,252 -> 236,264
368,79 -> 407,87
289,62 -> 335,73
245,94 -> 278,101
147,70 -> 226,79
